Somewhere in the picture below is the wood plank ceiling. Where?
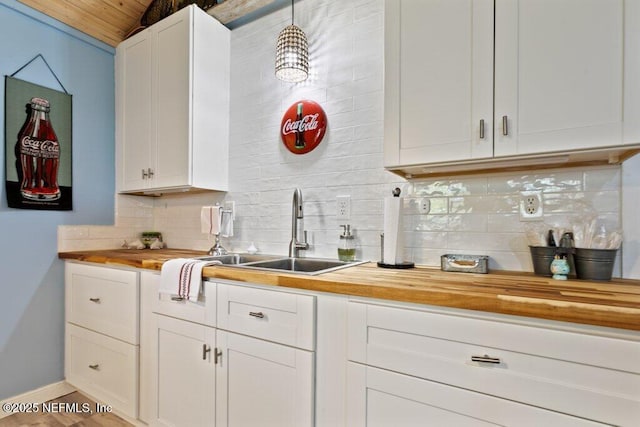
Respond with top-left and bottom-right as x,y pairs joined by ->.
17,0 -> 276,47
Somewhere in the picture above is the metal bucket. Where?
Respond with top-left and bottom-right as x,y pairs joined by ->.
529,246 -> 557,277
573,248 -> 617,281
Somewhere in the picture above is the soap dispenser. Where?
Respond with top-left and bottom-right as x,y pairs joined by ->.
338,224 -> 356,261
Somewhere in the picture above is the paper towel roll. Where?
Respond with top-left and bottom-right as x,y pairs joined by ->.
383,196 -> 404,264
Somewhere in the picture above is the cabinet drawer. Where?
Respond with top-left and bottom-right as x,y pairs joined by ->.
217,282 -> 315,351
65,262 -> 138,344
348,301 -> 640,426
150,272 -> 216,327
65,323 -> 138,418
347,363 -> 606,427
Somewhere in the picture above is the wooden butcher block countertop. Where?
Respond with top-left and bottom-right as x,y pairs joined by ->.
59,249 -> 640,331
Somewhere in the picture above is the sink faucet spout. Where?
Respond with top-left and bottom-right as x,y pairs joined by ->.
289,188 -> 309,257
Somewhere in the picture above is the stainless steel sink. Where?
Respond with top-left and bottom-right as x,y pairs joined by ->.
194,253 -> 284,265
193,254 -> 365,275
236,257 -> 366,275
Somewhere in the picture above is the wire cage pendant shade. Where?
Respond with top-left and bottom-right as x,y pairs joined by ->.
275,0 -> 309,82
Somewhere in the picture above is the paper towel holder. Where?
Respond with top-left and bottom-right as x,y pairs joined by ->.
377,233 -> 415,269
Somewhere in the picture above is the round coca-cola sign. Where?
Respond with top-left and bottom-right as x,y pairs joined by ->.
281,100 -> 327,154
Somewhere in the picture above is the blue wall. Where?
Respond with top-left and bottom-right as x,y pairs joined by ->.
0,0 -> 115,399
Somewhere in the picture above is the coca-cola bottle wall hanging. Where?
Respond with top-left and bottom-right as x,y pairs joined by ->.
18,97 -> 61,201
5,74 -> 72,211
281,100 -> 327,154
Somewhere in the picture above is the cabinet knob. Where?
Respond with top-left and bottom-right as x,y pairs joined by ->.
89,297 -> 101,303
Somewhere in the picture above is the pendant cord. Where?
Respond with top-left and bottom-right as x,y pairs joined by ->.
291,0 -> 294,25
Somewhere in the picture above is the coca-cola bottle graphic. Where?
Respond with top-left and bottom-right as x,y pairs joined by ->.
295,102 -> 306,149
18,97 -> 60,201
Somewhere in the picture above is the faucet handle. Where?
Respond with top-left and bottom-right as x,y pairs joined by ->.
300,230 -> 310,250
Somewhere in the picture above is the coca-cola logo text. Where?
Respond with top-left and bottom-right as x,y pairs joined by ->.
282,113 -> 320,135
20,136 -> 60,158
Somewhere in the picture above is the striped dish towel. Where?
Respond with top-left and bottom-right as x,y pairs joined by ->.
160,258 -> 221,301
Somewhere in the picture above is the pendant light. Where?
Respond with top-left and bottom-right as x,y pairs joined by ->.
275,0 -> 309,83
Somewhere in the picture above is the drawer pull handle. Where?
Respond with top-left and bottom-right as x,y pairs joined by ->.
249,311 -> 265,319
202,344 -> 211,360
502,115 -> 509,136
214,347 -> 222,365
170,296 -> 185,302
88,364 -> 100,370
479,119 -> 485,139
471,355 -> 501,364
89,298 -> 101,303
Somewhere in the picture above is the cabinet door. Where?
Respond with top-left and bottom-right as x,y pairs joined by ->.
347,363 -> 606,427
152,9 -> 191,190
494,0 -> 626,156
116,30 -> 153,192
384,0 -> 494,167
216,330 -> 314,427
153,315 -> 215,427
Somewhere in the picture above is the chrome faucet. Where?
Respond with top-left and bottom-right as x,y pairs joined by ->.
289,188 -> 309,257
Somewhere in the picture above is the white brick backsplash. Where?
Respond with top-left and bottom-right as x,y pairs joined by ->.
60,0 -> 629,277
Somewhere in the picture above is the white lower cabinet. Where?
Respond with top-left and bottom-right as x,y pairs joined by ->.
215,282 -> 315,426
347,301 -> 640,427
216,330 -> 314,427
143,274 -> 316,427
347,363 -> 605,427
68,262 -> 640,427
64,262 -> 139,419
65,323 -> 138,417
154,315 -> 216,427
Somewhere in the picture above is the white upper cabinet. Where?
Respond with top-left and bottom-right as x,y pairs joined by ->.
494,0 -> 631,156
384,0 -> 640,177
116,5 -> 230,194
384,0 -> 494,166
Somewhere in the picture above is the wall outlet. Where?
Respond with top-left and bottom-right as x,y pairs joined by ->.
418,198 -> 431,214
336,195 -> 351,220
519,191 -> 543,221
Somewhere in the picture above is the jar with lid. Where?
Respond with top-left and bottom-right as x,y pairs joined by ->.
338,224 -> 356,261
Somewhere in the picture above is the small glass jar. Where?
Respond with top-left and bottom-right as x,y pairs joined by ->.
338,224 -> 356,261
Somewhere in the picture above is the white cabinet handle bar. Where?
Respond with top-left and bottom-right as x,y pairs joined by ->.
471,355 -> 501,364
